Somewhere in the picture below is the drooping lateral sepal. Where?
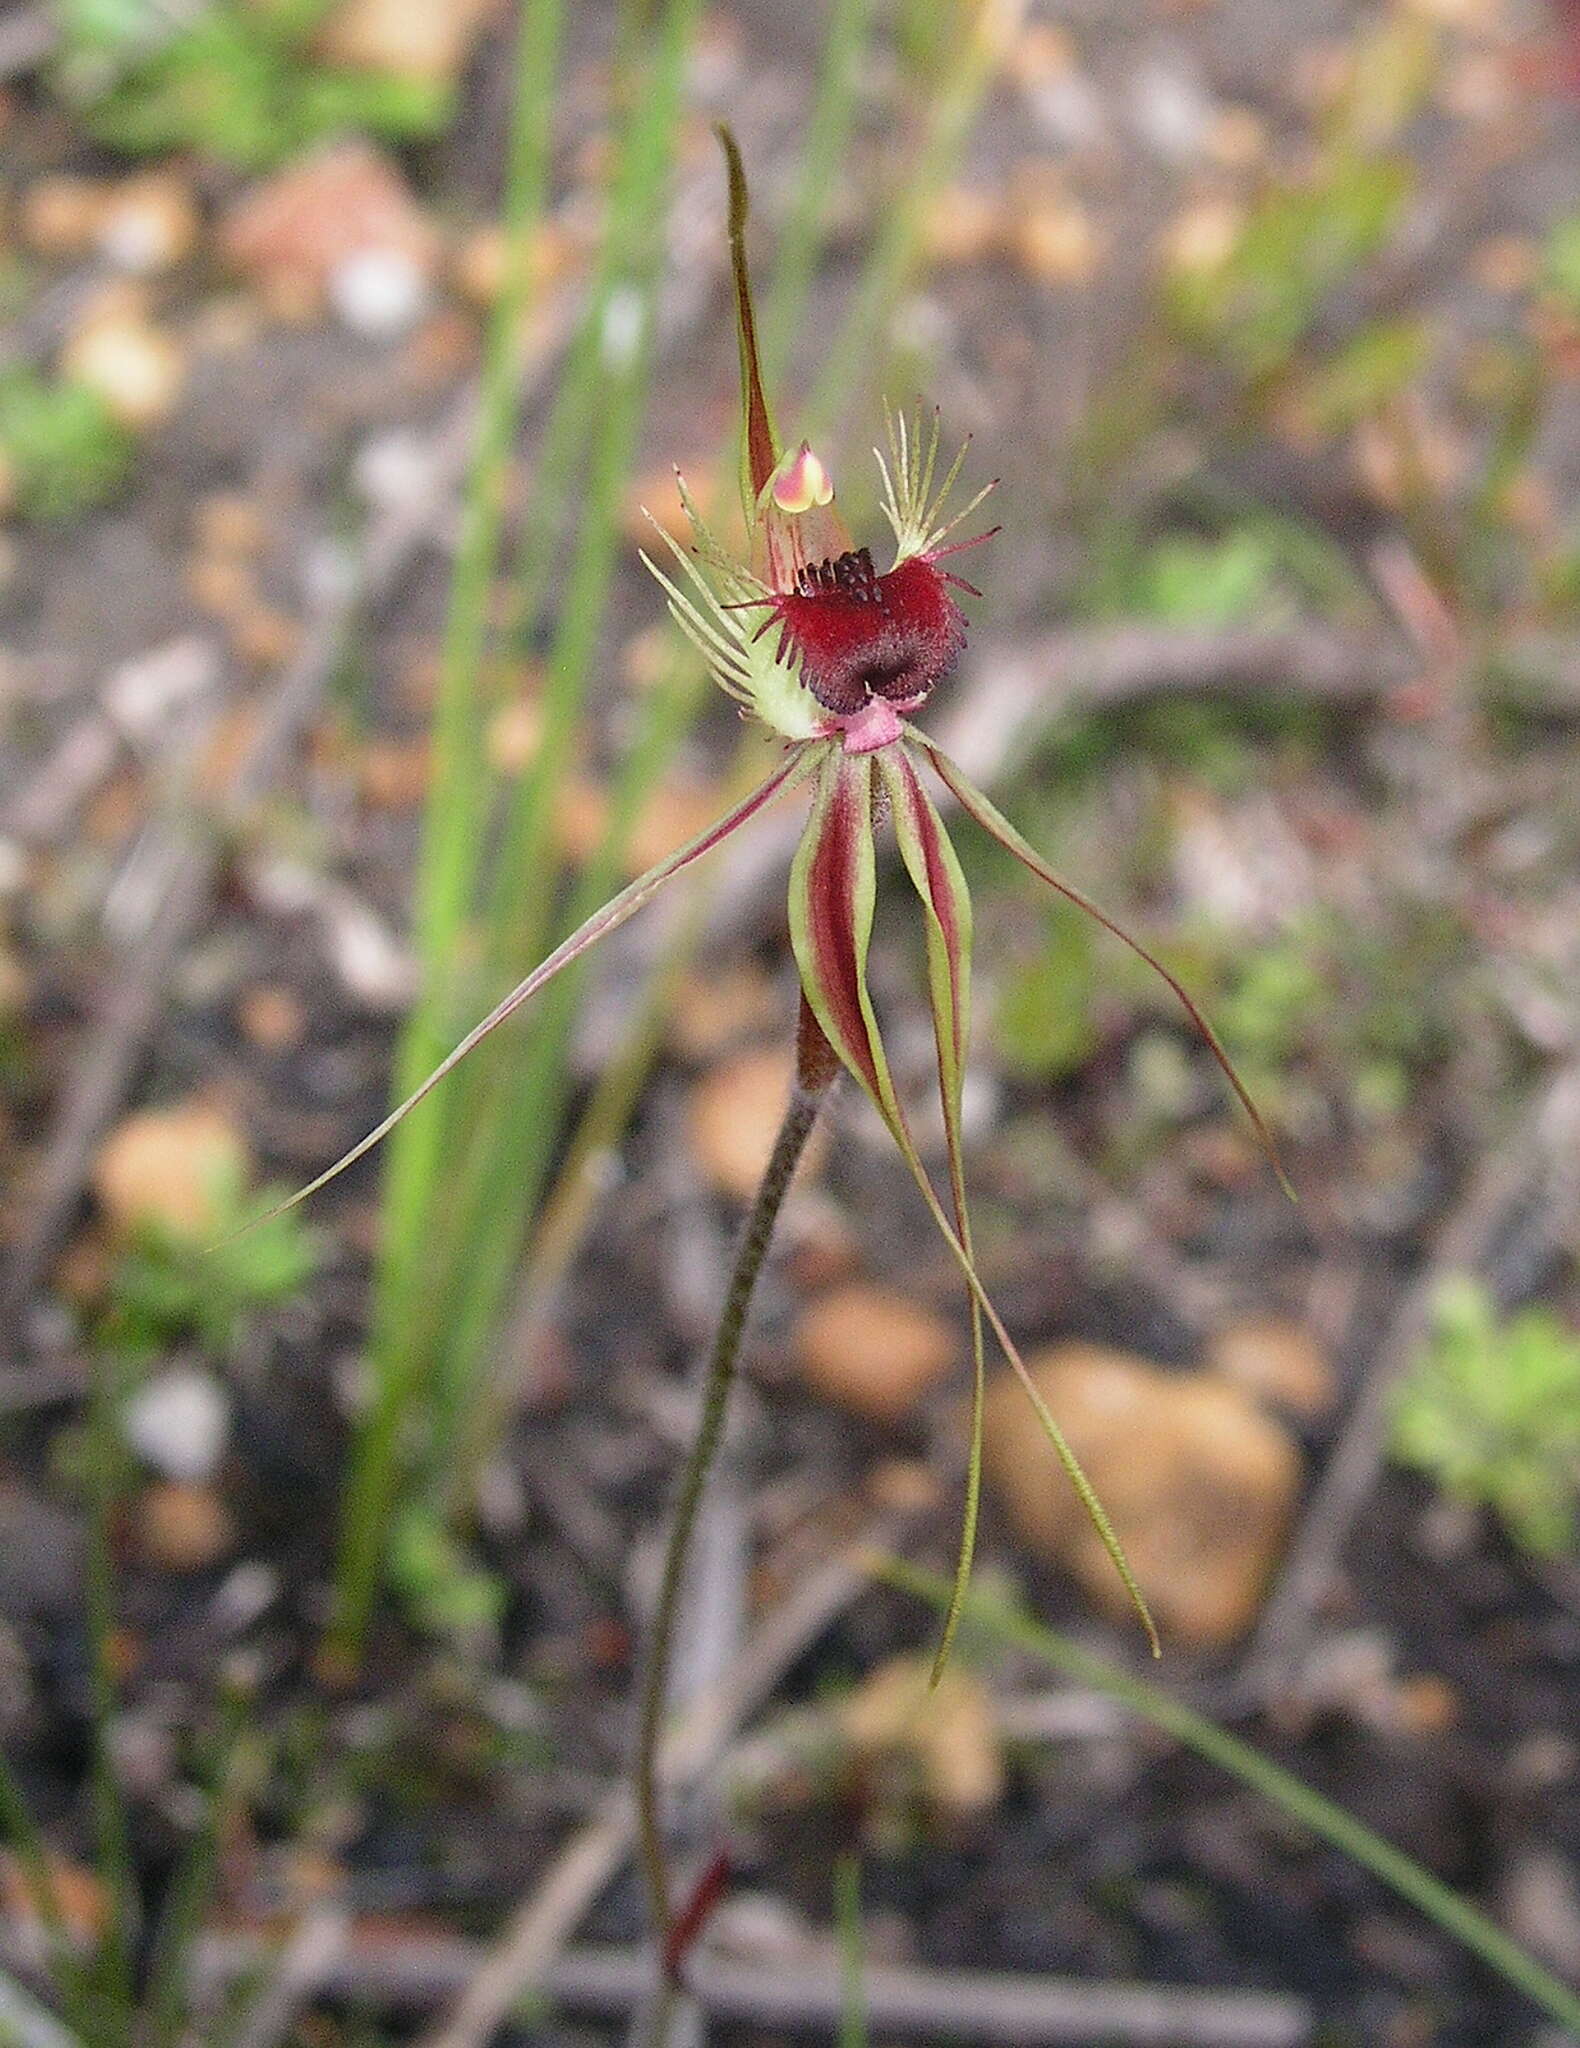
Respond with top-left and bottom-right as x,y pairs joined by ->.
879,745 -> 984,1683
787,748 -> 887,1106
787,745 -> 1159,1654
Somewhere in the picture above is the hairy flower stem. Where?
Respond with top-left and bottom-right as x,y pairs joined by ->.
636,1012 -> 835,1983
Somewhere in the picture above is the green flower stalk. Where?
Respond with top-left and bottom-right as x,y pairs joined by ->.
254,125 -> 1289,1980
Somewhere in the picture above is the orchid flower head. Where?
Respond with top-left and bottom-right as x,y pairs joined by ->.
248,127 -> 1294,1668
641,126 -> 999,759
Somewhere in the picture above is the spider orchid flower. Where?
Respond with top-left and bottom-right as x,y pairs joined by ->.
267,129 -> 1290,1663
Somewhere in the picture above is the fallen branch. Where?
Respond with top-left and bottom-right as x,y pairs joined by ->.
191,1931 -> 1311,2048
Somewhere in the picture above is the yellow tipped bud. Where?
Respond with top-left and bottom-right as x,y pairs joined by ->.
772,441 -> 834,514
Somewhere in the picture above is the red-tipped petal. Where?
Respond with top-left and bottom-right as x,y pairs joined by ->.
880,748 -> 983,1682
789,745 -> 1159,1655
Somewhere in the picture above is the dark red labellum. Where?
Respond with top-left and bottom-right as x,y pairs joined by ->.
771,552 -> 967,717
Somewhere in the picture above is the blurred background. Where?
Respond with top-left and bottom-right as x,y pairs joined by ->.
4,1 -> 1580,2042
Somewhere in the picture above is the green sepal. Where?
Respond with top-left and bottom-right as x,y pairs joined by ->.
789,745 -> 1160,1656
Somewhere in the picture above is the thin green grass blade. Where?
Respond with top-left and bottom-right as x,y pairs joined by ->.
374,0 -> 566,1282
421,17 -> 705,1461
917,734 -> 1297,1206
757,0 -> 875,390
803,0 -> 1021,440
834,1852 -> 868,2048
0,1757 -> 90,2035
334,0 -> 704,1656
789,750 -> 1158,1655
367,0 -> 686,1326
138,1694 -> 252,2048
83,1365 -> 134,2019
328,745 -> 810,1653
882,1559 -> 1580,2038
878,748 -> 984,1684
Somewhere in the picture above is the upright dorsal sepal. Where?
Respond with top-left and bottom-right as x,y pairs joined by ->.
716,123 -> 778,511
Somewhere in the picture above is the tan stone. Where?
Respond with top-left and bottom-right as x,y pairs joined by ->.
983,1342 -> 1301,1647
1161,198 -> 1244,277
668,964 -> 783,1062
452,218 -> 577,307
221,142 -> 437,313
624,461 -> 721,550
95,172 -> 199,274
842,1653 -> 1002,1819
1206,1316 -> 1336,1420
554,773 -> 728,879
686,1046 -> 825,1204
229,602 -> 301,670
317,0 -> 501,88
795,1283 -> 957,1425
485,697 -> 544,776
0,1852 -> 106,1942
358,737 -> 431,808
138,1482 -> 234,1571
1006,23 -> 1077,87
186,553 -> 255,619
20,175 -> 104,257
923,186 -> 1004,266
92,1100 -> 249,1243
194,492 -> 267,559
60,315 -> 185,430
240,986 -> 306,1052
1012,196 -> 1101,287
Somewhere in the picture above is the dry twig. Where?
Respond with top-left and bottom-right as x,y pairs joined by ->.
191,1930 -> 1312,2047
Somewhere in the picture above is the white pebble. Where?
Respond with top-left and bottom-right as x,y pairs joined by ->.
123,1367 -> 230,1482
328,247 -> 429,338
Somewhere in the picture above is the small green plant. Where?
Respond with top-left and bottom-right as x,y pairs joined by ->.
1542,209 -> 1580,318
387,1504 -> 506,1647
0,366 -> 133,522
53,0 -> 455,167
1392,1277 -> 1580,1557
993,899 -> 1101,1082
1165,154 -> 1414,379
1082,524 -> 1286,629
99,1161 -> 317,1361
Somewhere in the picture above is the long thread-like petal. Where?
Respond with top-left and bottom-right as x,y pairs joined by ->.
915,732 -> 1297,1205
789,748 -> 1159,1653
879,748 -> 984,1684
225,747 -> 816,1244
